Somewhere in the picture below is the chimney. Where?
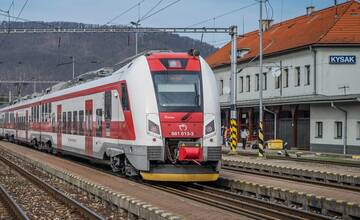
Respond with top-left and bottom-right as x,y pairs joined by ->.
306,6 -> 315,16
261,19 -> 273,31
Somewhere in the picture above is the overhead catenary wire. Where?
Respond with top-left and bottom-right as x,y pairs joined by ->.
187,2 -> 257,28
104,0 -> 146,25
14,0 -> 29,22
139,0 -> 181,23
139,0 -> 164,22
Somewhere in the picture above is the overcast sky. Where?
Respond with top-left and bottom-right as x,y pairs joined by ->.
0,0 -> 348,47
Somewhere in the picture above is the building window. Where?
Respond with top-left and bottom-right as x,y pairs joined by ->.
315,121 -> 323,138
275,75 -> 281,89
255,74 -> 259,91
219,80 -> 224,95
239,76 -> 243,93
305,65 -> 310,85
246,75 -> 250,92
263,72 -> 267,90
295,67 -> 300,86
283,68 -> 289,88
335,121 -> 343,139
357,121 -> 360,139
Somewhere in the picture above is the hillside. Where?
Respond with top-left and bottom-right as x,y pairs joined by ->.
0,21 -> 216,97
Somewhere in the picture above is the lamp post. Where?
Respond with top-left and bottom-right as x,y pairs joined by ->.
130,21 -> 140,55
71,56 -> 75,79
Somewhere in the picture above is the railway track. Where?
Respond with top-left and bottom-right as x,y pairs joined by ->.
0,152 -> 106,220
223,151 -> 360,168
222,164 -> 360,192
0,142 -> 345,219
149,183 -> 331,220
0,184 -> 29,220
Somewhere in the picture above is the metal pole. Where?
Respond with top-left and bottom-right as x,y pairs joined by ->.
72,56 -> 75,79
135,30 -> 138,55
229,25 -> 238,154
258,0 -> 265,157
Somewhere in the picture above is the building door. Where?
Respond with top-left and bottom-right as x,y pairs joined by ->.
278,118 -> 292,147
25,110 -> 28,142
85,100 -> 93,156
56,105 -> 62,149
297,118 -> 310,150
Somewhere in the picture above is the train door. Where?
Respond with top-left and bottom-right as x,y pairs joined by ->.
25,110 -> 28,142
85,100 -> 93,156
57,105 -> 62,149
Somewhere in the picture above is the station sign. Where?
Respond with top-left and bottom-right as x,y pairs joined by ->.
329,55 -> 356,64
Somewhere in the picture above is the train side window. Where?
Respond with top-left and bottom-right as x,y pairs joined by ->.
73,111 -> 78,135
37,106 -> 40,122
104,91 -> 112,120
62,112 -> 66,133
79,110 -> 84,135
68,112 -> 72,134
121,83 -> 130,111
96,109 -> 102,137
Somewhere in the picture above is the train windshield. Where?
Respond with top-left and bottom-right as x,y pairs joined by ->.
152,71 -> 202,112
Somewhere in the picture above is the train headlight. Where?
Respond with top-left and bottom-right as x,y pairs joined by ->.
205,120 -> 215,135
148,120 -> 160,135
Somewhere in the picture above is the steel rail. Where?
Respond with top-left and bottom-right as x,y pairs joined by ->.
0,142 -> 335,220
147,183 -> 274,220
0,153 -> 106,220
148,182 -> 331,220
222,165 -> 360,192
0,184 -> 29,220
222,151 -> 360,168
191,183 -> 332,220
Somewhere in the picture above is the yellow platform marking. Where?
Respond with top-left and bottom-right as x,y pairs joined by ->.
140,172 -> 219,182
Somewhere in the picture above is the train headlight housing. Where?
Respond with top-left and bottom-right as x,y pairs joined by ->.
205,120 -> 215,135
148,120 -> 160,135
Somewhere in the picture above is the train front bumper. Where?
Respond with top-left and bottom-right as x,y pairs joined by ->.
139,163 -> 219,182
140,172 -> 219,182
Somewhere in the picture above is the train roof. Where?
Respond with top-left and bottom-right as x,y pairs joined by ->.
1,50 -> 201,111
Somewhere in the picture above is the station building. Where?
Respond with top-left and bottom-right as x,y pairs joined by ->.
206,1 -> 360,154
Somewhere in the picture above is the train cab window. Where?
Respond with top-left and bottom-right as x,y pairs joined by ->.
62,112 -> 66,133
96,109 -> 102,137
104,91 -> 112,120
68,112 -> 72,134
73,111 -> 78,135
79,110 -> 84,135
121,83 -> 130,111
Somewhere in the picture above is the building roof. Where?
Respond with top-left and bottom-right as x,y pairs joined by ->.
220,94 -> 360,108
206,0 -> 360,69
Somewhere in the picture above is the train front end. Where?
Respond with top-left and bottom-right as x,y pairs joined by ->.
140,51 -> 222,182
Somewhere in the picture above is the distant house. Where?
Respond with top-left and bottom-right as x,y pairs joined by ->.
206,1 -> 360,154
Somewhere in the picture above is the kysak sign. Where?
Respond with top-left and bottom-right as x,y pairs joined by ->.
329,55 -> 356,64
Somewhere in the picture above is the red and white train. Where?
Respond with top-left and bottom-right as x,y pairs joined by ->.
0,50 -> 222,182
